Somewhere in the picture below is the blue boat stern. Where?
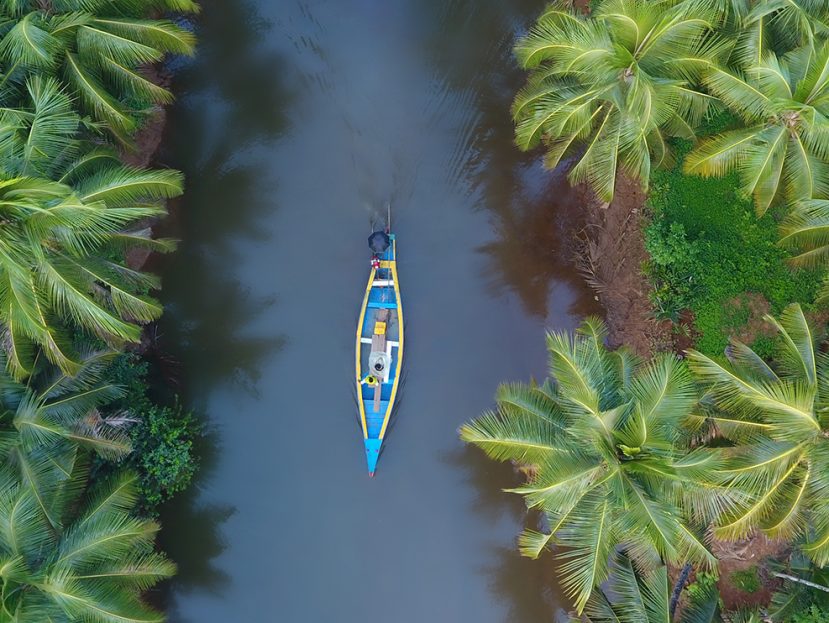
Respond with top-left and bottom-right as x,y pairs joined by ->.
364,438 -> 382,476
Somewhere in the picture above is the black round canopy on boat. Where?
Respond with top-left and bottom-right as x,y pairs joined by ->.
368,231 -> 390,254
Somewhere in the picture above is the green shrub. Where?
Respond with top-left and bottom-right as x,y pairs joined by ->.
644,143 -> 821,355
130,401 -> 200,510
106,353 -> 200,511
792,605 -> 829,623
729,568 -> 761,593
686,571 -> 718,603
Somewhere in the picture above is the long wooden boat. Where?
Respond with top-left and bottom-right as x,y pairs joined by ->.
355,229 -> 403,476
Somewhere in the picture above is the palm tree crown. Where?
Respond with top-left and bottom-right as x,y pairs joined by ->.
685,42 -> 829,215
688,303 -> 829,566
0,76 -> 181,378
512,0 -> 719,201
712,0 -> 829,66
460,318 -> 725,613
0,0 -> 197,140
0,472 -> 174,622
0,350 -> 172,622
0,166 -> 180,379
0,351 -> 132,527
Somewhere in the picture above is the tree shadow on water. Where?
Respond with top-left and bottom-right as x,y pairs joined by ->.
482,544 -> 570,623
156,0 -> 294,395
157,429 -> 233,594
446,444 -> 571,622
443,444 -> 526,523
151,0 -> 295,615
420,0 -> 599,320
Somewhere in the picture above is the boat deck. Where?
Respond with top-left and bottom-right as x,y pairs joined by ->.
356,234 -> 403,474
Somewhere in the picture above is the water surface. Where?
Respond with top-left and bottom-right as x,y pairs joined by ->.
158,1 -> 597,621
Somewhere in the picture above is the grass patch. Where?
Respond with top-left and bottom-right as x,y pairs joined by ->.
644,141 -> 821,356
729,567 -> 761,594
793,606 -> 829,623
685,571 -> 718,603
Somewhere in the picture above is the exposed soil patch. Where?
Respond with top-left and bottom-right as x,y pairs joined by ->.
712,533 -> 790,611
569,174 -> 672,357
722,293 -> 776,346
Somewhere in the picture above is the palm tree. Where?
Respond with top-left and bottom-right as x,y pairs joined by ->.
709,0 -> 829,67
0,471 -> 174,622
0,349 -> 171,621
684,42 -> 829,216
0,0 -> 197,141
460,317 -> 725,613
0,78 -> 180,377
0,167 -> 179,379
0,351 -> 132,529
779,198 -> 829,300
580,552 -> 757,623
512,0 -> 720,201
687,303 -> 829,566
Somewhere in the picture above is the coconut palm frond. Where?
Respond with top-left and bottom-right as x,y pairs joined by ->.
689,43 -> 829,213
679,580 -> 721,623
63,51 -> 135,134
58,149 -> 121,185
0,13 -> 61,72
512,0 -> 721,201
0,75 -> 80,178
0,470 -> 173,622
76,166 -> 183,206
780,199 -> 829,267
557,493 -> 615,614
462,318 -> 715,614
689,309 -> 829,561
766,303 -> 819,386
458,409 -> 570,464
90,18 -> 196,56
683,126 -> 765,178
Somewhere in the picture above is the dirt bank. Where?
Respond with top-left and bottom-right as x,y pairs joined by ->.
123,64 -> 172,272
569,174 -> 671,357
559,171 -> 794,615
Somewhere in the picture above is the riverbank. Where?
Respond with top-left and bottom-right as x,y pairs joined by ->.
561,162 -> 820,615
102,29 -> 202,517
571,175 -> 671,357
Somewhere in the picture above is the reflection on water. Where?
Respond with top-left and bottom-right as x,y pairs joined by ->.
158,0 -> 290,394
445,446 -> 567,622
421,0 -> 598,320
157,0 -> 291,615
158,1 -> 595,621
157,442 -> 233,595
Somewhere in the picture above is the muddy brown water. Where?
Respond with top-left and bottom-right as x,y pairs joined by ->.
155,1 -> 598,621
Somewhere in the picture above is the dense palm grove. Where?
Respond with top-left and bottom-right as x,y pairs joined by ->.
0,0 -> 199,621
464,0 -> 829,621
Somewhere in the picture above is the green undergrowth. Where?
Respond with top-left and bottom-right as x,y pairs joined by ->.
792,606 -> 829,623
686,571 -> 718,603
105,353 -> 201,514
729,568 -> 761,593
644,141 -> 821,357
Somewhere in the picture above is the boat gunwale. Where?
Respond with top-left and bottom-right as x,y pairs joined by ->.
355,237 -> 403,446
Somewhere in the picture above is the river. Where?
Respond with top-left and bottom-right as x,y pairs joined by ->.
156,1 -> 597,621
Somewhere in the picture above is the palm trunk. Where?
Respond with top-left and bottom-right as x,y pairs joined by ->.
774,572 -> 829,593
669,563 -> 693,621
